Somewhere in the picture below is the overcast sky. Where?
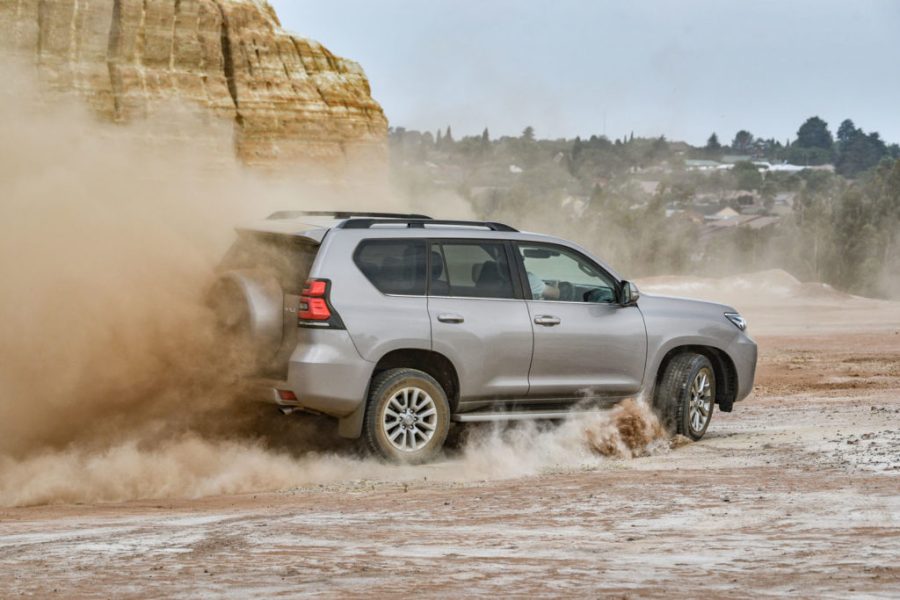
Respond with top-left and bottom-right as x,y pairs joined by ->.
270,0 -> 900,145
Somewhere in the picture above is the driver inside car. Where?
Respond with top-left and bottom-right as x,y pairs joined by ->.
527,271 -> 561,300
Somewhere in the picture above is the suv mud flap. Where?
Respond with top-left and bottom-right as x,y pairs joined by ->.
338,400 -> 367,439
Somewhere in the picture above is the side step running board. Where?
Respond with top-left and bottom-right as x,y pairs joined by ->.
452,409 -> 607,423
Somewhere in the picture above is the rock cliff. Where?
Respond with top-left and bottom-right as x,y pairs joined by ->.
0,0 -> 388,169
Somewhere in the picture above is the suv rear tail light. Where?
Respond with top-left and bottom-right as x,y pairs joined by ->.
299,297 -> 330,320
298,278 -> 344,329
302,280 -> 327,297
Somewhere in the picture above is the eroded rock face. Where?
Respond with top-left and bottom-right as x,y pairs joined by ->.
0,0 -> 388,169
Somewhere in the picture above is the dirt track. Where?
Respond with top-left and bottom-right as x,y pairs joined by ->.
1,276 -> 899,598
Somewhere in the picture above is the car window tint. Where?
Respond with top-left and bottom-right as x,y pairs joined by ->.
354,240 -> 427,295
432,242 -> 515,299
518,244 -> 617,303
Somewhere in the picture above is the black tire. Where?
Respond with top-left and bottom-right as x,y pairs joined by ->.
363,368 -> 451,463
654,353 -> 716,440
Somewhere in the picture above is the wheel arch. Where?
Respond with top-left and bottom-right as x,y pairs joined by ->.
654,345 -> 738,412
370,348 -> 460,411
339,348 -> 460,440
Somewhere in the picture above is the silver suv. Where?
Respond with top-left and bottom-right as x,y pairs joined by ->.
212,211 -> 757,462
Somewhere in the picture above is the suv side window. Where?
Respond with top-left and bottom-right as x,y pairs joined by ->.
431,241 -> 516,299
517,243 -> 617,303
354,239 -> 426,295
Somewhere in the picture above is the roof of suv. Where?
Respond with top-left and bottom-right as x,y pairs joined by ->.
238,211 -> 519,243
236,211 -> 625,281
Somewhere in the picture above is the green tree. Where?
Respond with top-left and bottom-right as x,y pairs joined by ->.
836,127 -> 888,178
835,159 -> 900,295
522,126 -> 535,141
732,161 -> 763,190
649,135 -> 669,161
827,182 -> 884,293
479,128 -> 491,156
788,117 -> 834,165
571,136 -> 584,162
786,145 -> 833,166
731,130 -> 754,154
760,178 -> 778,212
837,119 -> 858,145
792,170 -> 842,280
795,116 -> 834,150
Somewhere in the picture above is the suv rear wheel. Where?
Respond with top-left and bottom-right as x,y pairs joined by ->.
364,368 -> 450,463
655,353 -> 716,440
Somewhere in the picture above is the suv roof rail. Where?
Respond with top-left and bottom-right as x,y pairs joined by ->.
267,210 -> 433,221
337,218 -> 518,232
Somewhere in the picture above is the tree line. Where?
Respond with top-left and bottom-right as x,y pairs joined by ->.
389,118 -> 900,298
703,117 -> 900,177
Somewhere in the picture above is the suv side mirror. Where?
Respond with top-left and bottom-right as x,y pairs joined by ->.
619,281 -> 640,306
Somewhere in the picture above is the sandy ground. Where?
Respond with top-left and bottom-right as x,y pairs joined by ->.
1,273 -> 898,598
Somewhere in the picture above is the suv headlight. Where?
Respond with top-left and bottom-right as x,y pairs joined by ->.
724,312 -> 747,331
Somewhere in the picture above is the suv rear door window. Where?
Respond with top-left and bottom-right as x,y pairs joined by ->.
354,239 -> 427,295
431,241 -> 516,299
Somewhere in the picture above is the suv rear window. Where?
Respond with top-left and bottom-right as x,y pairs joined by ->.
219,232 -> 317,295
354,239 -> 427,295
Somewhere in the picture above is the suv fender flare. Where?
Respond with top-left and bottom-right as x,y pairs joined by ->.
647,341 -> 738,412
338,348 -> 461,439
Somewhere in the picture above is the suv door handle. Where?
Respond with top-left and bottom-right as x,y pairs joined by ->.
437,313 -> 465,324
534,315 -> 561,326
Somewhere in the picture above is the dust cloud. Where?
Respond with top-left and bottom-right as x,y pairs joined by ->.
0,405 -> 672,507
584,399 -> 667,458
0,64 -> 669,508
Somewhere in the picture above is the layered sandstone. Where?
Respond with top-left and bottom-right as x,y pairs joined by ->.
0,0 -> 388,169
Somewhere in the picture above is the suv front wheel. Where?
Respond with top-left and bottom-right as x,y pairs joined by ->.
364,368 -> 451,463
655,353 -> 716,440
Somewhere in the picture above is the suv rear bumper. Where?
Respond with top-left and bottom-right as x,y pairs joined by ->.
251,329 -> 373,418
246,379 -> 301,407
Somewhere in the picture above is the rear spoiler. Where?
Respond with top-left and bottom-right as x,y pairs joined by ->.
235,223 -> 328,244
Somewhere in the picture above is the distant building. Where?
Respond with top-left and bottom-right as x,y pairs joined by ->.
767,163 -> 806,173
721,155 -> 753,164
685,159 -> 721,171
710,207 -> 740,220
743,216 -> 780,230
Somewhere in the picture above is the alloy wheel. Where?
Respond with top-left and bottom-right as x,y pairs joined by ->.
689,368 -> 713,434
382,386 -> 438,452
